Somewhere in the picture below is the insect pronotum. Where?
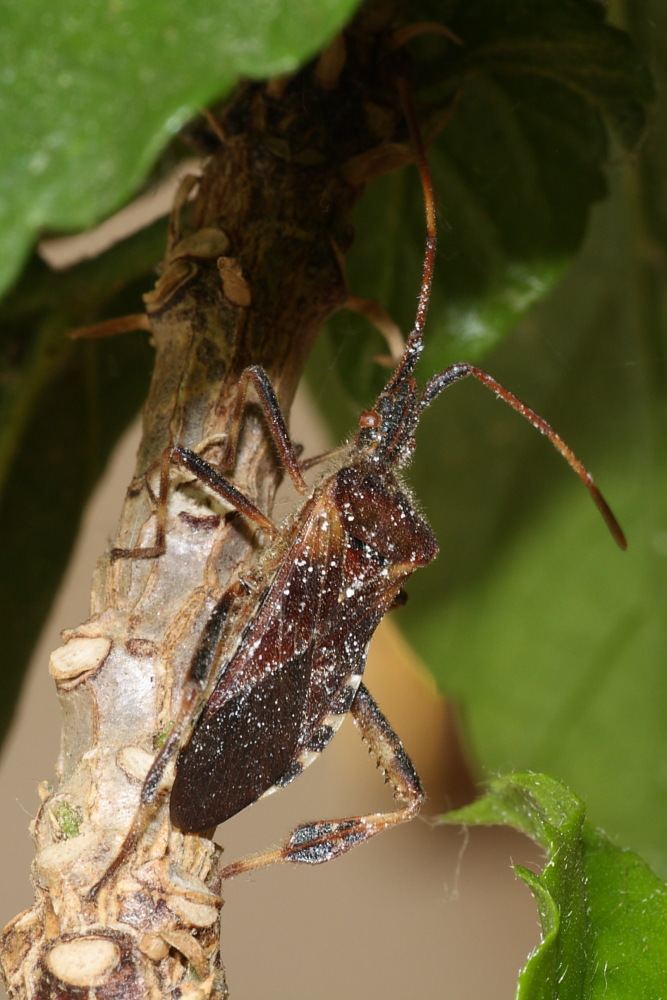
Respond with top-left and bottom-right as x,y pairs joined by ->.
90,82 -> 625,897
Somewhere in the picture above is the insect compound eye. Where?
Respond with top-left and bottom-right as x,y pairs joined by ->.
358,410 -> 381,429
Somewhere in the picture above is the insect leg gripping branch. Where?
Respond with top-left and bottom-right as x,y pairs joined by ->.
218,683 -> 424,879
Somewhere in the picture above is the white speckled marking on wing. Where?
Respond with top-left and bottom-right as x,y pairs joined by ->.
258,667 -> 365,801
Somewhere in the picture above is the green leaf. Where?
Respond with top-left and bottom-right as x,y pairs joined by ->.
0,0 -> 361,297
323,0 -> 651,408
444,773 -> 667,1000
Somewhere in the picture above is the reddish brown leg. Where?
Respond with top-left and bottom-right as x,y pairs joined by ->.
111,446 -> 172,560
172,446 -> 278,538
110,437 -> 280,562
112,365 -> 308,561
220,365 -> 307,493
298,443 -> 349,474
218,683 -> 424,880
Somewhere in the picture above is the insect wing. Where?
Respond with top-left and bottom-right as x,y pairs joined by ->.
170,492 -> 348,831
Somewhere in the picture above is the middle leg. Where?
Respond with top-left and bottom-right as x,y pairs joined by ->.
218,682 -> 424,879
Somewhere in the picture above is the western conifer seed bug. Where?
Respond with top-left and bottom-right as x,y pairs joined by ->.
90,85 -> 625,897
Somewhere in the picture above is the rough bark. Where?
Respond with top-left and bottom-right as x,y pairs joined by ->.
1,15 -> 426,999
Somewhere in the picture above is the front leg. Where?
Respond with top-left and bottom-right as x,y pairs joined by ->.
111,363 -> 307,562
110,441 -> 279,561
218,683 -> 424,879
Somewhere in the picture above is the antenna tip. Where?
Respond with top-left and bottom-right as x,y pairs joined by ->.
592,485 -> 627,550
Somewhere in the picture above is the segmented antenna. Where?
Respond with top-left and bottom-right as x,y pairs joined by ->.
385,77 -> 437,389
395,80 -> 626,550
420,363 -> 627,549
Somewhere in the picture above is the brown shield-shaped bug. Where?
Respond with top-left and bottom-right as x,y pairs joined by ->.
90,84 -> 625,896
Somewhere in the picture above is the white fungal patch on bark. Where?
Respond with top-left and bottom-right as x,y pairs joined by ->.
45,937 -> 120,987
49,636 -> 111,686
